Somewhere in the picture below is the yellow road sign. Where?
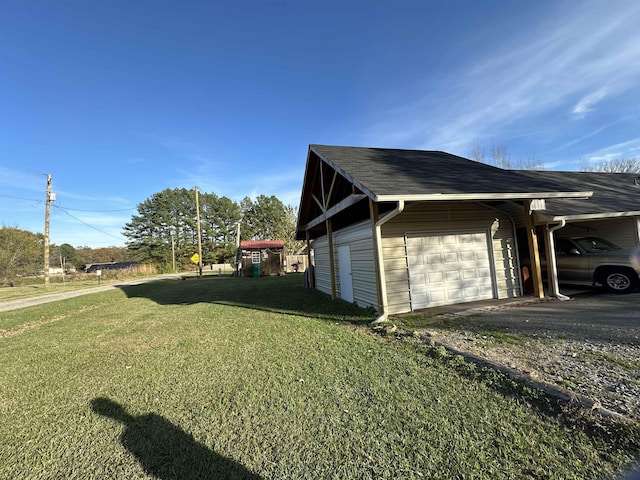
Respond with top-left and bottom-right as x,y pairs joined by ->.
190,253 -> 200,264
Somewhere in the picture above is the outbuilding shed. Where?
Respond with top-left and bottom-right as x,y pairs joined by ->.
240,240 -> 285,277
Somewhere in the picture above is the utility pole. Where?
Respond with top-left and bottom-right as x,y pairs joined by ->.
59,247 -> 65,284
234,222 -> 241,276
44,174 -> 52,287
170,232 -> 176,273
194,187 -> 203,276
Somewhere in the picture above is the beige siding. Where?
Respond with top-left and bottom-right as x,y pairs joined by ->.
346,237 -> 377,308
311,237 -> 332,296
313,202 -> 522,314
559,217 -> 640,249
381,202 -> 520,314
311,220 -> 377,308
497,201 -> 528,227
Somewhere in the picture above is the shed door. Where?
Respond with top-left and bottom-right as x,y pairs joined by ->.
337,245 -> 354,303
407,232 -> 494,309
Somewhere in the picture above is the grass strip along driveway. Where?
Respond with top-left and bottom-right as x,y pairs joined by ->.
1,275 -> 638,479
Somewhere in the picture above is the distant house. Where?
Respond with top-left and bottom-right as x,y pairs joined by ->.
240,240 -> 285,277
84,262 -> 138,273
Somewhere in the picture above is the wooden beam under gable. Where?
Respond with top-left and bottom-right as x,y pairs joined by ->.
326,170 -> 338,207
303,194 -> 368,231
311,193 -> 324,212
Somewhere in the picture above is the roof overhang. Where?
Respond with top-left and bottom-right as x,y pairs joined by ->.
540,210 -> 640,223
374,191 -> 593,202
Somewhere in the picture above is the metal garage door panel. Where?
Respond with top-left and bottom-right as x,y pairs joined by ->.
407,232 -> 494,309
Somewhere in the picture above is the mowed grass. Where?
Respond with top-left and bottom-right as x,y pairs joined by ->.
1,275 -> 638,479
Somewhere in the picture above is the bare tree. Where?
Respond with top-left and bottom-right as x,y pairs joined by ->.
470,139 -> 486,164
490,142 -> 511,169
580,157 -> 640,173
469,139 -> 544,170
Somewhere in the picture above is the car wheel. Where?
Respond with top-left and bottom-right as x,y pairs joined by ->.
602,268 -> 637,294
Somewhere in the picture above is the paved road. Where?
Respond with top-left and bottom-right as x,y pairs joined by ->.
0,275 -> 182,313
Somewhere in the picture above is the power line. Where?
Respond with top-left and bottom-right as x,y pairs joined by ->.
57,206 -> 136,212
0,194 -> 43,203
53,205 -> 125,241
0,194 -> 135,212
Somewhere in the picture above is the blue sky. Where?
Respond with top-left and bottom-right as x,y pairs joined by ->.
1,0 -> 639,248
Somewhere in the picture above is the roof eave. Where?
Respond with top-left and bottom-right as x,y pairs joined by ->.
547,211 -> 640,222
374,191 -> 594,202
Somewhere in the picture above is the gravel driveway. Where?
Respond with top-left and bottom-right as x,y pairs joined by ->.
410,290 -> 640,421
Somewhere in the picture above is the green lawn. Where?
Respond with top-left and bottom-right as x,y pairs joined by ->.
1,275 -> 638,479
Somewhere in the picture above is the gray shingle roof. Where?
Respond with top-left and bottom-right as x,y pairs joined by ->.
517,171 -> 640,218
310,145 -> 590,199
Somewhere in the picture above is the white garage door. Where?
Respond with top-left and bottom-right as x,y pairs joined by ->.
407,232 -> 494,309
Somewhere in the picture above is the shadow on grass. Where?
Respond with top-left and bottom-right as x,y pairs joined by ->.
117,274 -> 375,324
91,397 -> 262,480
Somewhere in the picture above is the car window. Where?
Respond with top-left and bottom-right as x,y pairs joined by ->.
555,239 -> 576,255
573,237 -> 621,253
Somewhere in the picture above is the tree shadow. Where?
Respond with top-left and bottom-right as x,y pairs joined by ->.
91,397 -> 262,480
117,274 -> 374,325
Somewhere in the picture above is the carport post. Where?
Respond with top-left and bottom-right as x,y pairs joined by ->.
523,200 -> 544,298
542,225 -> 554,290
326,218 -> 337,299
369,199 -> 384,312
305,230 -> 314,288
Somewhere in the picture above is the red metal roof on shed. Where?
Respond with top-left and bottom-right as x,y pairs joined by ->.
241,240 -> 284,249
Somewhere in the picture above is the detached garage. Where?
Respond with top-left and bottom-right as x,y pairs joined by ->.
296,145 -> 593,315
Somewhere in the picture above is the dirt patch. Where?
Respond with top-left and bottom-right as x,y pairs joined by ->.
0,304 -> 102,338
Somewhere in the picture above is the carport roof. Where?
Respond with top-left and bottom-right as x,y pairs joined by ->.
518,171 -> 640,221
309,145 -> 592,201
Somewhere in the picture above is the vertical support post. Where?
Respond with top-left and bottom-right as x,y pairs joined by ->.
234,222 -> 241,275
542,224 -> 553,292
305,230 -> 315,288
369,199 -> 384,312
326,218 -> 336,299
523,200 -> 544,298
171,232 -> 176,273
44,174 -> 51,288
195,187 -> 203,276
59,248 -> 65,284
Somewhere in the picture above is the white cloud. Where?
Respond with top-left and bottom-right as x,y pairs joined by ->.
366,1 -> 640,154
572,88 -> 608,118
582,136 -> 640,163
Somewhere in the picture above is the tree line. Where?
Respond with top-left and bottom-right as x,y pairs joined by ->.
0,227 -> 130,286
123,188 -> 301,272
1,188 -> 301,284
